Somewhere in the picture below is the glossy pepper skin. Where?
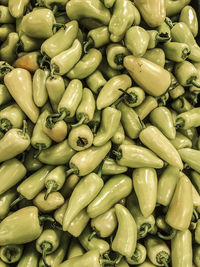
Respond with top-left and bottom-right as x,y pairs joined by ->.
8,0 -> 29,18
17,242 -> 39,267
0,206 -> 43,245
13,51 -> 41,73
166,0 -> 190,17
33,68 -> 49,108
87,174 -> 132,218
135,96 -> 158,120
102,157 -> 127,175
0,187 -> 17,220
178,148 -> 200,173
124,55 -> 171,97
4,68 -> 39,123
0,5 -> 15,23
106,43 -> 130,70
68,125 -> 93,151
0,32 -> 19,64
0,244 -> 23,264
86,70 -> 106,95
0,84 -> 12,106
67,238 -> 84,260
175,108 -> 200,129
143,48 -> 165,68
179,5 -> 198,37
126,243 -> 146,265
62,172 -> 104,231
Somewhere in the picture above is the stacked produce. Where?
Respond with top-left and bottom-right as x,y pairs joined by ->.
0,0 -> 200,266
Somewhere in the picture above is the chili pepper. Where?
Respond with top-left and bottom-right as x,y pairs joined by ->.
126,243 -> 147,265
106,43 -> 130,70
90,207 -> 117,239
0,84 -> 11,106
135,0 -> 166,27
36,228 -> 62,267
97,74 -> 132,110
133,167 -> 157,218
78,225 -> 110,255
109,0 -> 135,42
165,172 -> 193,230
163,42 -> 190,63
124,56 -> 171,97
72,87 -> 95,127
149,107 -> 176,139
179,5 -> 198,37
57,249 -> 115,267
193,245 -> 200,267
171,96 -> 193,114
39,232 -> 71,267
166,0 -> 190,17
145,236 -> 170,267
66,48 -> 102,79
0,244 -> 23,264
0,206 -> 43,245
147,30 -> 170,50
33,69 -> 49,108
192,184 -> 200,207
0,32 -> 19,64
115,144 -> 164,169
99,57 -> 121,79
38,139 -> 76,165
178,148 -> 200,173
0,24 -> 15,42
0,187 -> 17,220
171,229 -> 192,267
3,67 -> 39,123
60,174 -> 80,199
157,165 -> 180,206
50,39 -> 82,76
62,172 -> 103,231
157,20 -> 172,40
143,48 -> 165,68
195,220 -> 200,244
86,70 -> 106,95
66,0 -> 111,25
156,215 -> 171,234
0,103 -> 26,132
43,120 -> 68,143
67,141 -> 111,176
67,238 -> 84,259
84,26 -> 110,53
21,8 -> 56,39
17,33 -> 43,53
8,0 -> 29,18
88,110 -> 101,134
111,122 -> 125,145
17,242 -> 40,267
178,127 -> 198,149
169,84 -> 185,100
54,200 -> 68,225
191,171 -> 200,195
126,194 -> 155,239
24,148 -> 43,172
171,22 -> 200,62
122,87 -> 145,108
139,125 -> 183,170
0,5 -> 15,23
101,158 -> 127,175
112,204 -> 137,258
175,108 -> 200,129
87,174 -> 132,218
13,51 -> 41,72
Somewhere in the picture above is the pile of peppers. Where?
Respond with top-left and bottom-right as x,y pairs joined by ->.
0,0 -> 200,266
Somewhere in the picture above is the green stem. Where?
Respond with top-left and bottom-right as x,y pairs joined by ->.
44,182 -> 56,200
118,88 -> 138,104
131,248 -> 141,262
5,249 -> 12,262
88,231 -> 97,241
52,23 -> 65,31
175,117 -> 184,129
0,118 -> 12,132
191,78 -> 200,88
66,167 -> 78,177
39,215 -> 55,225
182,48 -> 191,60
83,37 -> 94,53
46,109 -> 68,129
192,209 -> 199,222
115,254 -> 123,265
40,54 -> 50,69
139,224 -> 150,238
0,62 -> 14,75
71,114 -> 86,128
168,82 -> 179,91
165,17 -> 174,29
10,195 -> 25,208
41,242 -> 52,267
52,5 -> 58,15
157,252 -> 170,267
114,54 -> 125,65
22,120 -> 28,136
34,143 -> 46,158
156,32 -> 170,42
157,229 -> 177,240
111,95 -> 124,108
112,150 -> 122,160
100,258 -> 116,266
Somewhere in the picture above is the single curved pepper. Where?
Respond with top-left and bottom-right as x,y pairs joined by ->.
147,30 -> 170,49
3,67 -> 39,123
112,204 -> 137,258
171,96 -> 193,114
102,157 -> 127,175
17,242 -> 40,267
139,125 -> 183,170
0,84 -> 11,106
165,172 -> 193,231
8,0 -> 29,18
66,0 -> 111,25
43,119 -> 68,143
109,0 -> 135,42
126,243 -> 146,265
124,55 -> 171,97
166,0 -> 190,17
123,87 -> 145,108
115,144 -> 164,169
97,74 -> 132,110
0,187 -> 17,220
21,8 -> 56,39
111,122 -> 125,145
68,124 -> 93,151
84,26 -> 110,53
17,33 -> 43,53
13,51 -> 42,73
41,20 -> 79,58
50,39 -> 82,76
171,229 -> 192,267
126,194 -> 155,239
0,24 -> 15,42
87,174 -> 132,218
145,236 -> 170,267
171,22 -> 200,62
93,107 -> 121,146
24,148 -> 43,172
149,107 -> 176,139
62,172 -> 104,231
36,228 -> 62,267
106,43 -> 130,70
66,48 -> 102,79
143,48 -> 165,68
133,167 -> 157,218
38,139 -> 76,165
88,110 -> 101,134
0,32 -> 19,64
157,165 -> 180,206
0,206 -> 43,245
175,108 -> 200,129
33,68 -> 49,108
125,26 -> 149,57
0,244 -> 23,264
99,57 -> 121,79
179,5 -> 198,37
0,5 -> 15,23
163,42 -> 191,63
67,238 -> 85,259
67,141 -> 111,176
178,148 -> 200,173
134,0 -> 166,27
0,103 -> 26,132
86,70 -> 106,95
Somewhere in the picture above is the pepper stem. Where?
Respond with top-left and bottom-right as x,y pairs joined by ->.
118,88 -> 138,104
41,242 -> 52,267
0,118 -> 12,132
190,78 -> 200,88
0,62 -> 14,75
100,258 -> 116,266
5,248 -> 12,262
44,181 -> 57,200
156,251 -> 170,267
165,17 -> 174,29
39,215 -> 55,225
40,54 -> 50,69
88,231 -> 97,241
83,37 -> 94,53
66,167 -> 78,177
190,91 -> 199,105
33,143 -> 46,158
52,23 -> 65,31
46,109 -> 68,129
114,54 -> 125,65
139,224 -> 150,238
71,114 -> 86,128
192,209 -> 199,222
131,248 -> 141,262
15,39 -> 24,54
156,32 -> 170,43
10,195 -> 25,208
182,48 -> 191,60
157,229 -> 177,240
52,5 -> 58,15
112,150 -> 122,160
175,117 -> 185,129
115,254 -> 123,265
22,120 -> 28,136
111,95 -> 124,108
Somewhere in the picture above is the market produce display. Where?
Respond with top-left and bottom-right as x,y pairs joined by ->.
0,0 -> 200,266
